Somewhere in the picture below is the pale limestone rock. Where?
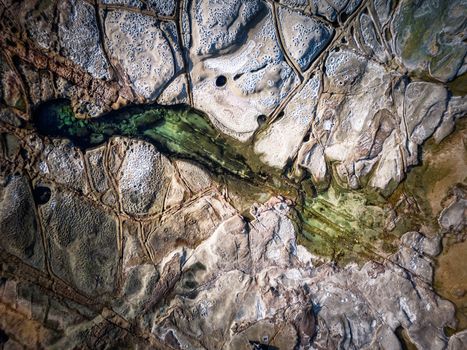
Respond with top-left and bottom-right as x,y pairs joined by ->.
114,138 -> 173,216
101,0 -> 143,8
104,10 -> 182,100
149,199 -> 455,349
189,0 -> 298,141
319,49 -> 400,189
309,0 -> 363,22
438,187 -> 466,233
146,0 -> 176,16
39,190 -> 118,297
84,145 -> 109,194
145,193 -> 236,264
175,160 -> 212,193
277,7 -> 334,71
58,0 -> 111,80
434,95 -> 467,143
359,12 -> 388,63
296,140 -> 328,186
156,74 -> 189,106
44,140 -> 90,194
448,330 -> 467,350
254,75 -> 320,168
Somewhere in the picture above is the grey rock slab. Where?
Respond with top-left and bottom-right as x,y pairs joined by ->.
277,7 -> 334,71
58,0 -> 111,80
359,12 -> 388,63
278,0 -> 308,11
113,263 -> 159,320
448,330 -> 467,350
175,160 -> 212,193
154,202 -> 312,349
156,74 -> 189,106
320,49 -> 401,190
44,140 -> 90,194
101,0 -> 143,8
434,95 -> 467,143
400,231 -> 441,257
403,81 -> 448,166
84,145 -> 109,194
296,139 -> 329,187
148,200 -> 455,349
146,0 -> 176,16
145,192 -> 236,265
438,187 -> 466,233
404,82 -> 448,144
0,175 -> 45,271
190,0 -> 265,56
309,0 -> 363,22
373,0 -> 394,26
39,190 -> 119,297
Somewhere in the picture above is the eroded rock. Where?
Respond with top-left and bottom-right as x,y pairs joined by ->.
58,0 -> 111,80
0,175 -> 45,270
104,10 -> 182,100
277,7 -> 334,71
150,199 -> 456,349
39,190 -> 119,296
188,0 -> 298,141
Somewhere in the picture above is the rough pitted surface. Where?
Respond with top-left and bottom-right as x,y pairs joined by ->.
189,0 -> 299,141
278,7 -> 334,71
104,10 -> 182,100
58,0 -> 112,80
0,0 -> 466,349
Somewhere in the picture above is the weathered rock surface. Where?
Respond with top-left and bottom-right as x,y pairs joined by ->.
148,199 -> 455,349
277,7 -> 334,71
392,0 -> 467,82
58,0 -> 112,80
255,75 -> 321,168
103,10 -> 183,100
0,0 -> 466,348
0,175 -> 45,270
39,189 -> 119,297
188,0 -> 298,141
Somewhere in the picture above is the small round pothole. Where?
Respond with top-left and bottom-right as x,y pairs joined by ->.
33,186 -> 51,205
257,115 -> 267,126
215,75 -> 227,87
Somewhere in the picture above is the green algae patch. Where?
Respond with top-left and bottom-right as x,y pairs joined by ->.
34,99 -> 256,180
296,185 -> 396,265
448,72 -> 467,96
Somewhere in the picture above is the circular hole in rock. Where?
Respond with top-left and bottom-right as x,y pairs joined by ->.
33,186 -> 51,205
0,329 -> 9,344
257,115 -> 267,126
215,75 -> 227,87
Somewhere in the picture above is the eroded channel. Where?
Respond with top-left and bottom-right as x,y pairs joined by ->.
30,99 -> 461,266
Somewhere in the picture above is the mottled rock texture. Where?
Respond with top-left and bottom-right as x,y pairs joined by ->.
0,0 -> 466,349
